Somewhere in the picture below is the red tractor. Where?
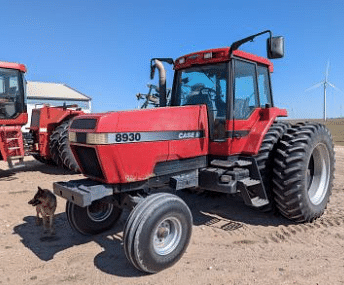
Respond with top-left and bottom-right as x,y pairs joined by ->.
0,62 -> 82,171
54,31 -> 335,273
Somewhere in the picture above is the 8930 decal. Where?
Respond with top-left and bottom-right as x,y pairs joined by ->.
114,133 -> 141,143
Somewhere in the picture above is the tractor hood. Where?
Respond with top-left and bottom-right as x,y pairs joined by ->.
68,106 -> 209,184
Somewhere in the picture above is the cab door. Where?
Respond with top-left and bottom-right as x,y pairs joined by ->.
230,58 -> 273,154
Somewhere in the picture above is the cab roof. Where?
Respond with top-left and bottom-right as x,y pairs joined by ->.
174,47 -> 273,72
0,61 -> 27,73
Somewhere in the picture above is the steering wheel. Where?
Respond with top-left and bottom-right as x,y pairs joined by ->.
198,87 -> 216,99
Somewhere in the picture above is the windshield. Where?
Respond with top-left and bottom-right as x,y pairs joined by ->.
173,63 -> 228,119
0,68 -> 25,119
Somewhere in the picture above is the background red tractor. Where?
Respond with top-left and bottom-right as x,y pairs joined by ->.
0,62 -> 82,171
54,30 -> 335,273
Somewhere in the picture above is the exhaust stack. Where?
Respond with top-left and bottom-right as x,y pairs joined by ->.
150,58 -> 174,107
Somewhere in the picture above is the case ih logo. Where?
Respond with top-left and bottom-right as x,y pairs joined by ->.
178,131 -> 201,139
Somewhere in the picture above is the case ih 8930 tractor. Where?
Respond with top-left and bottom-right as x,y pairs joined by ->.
54,31 -> 335,273
0,62 -> 82,171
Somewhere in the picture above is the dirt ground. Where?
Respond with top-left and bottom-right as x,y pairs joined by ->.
0,146 -> 343,285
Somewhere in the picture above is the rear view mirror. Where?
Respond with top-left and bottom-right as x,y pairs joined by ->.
267,36 -> 284,59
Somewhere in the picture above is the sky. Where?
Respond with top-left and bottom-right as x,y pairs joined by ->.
2,0 -> 344,119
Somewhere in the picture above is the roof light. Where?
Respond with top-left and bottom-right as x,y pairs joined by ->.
178,57 -> 185,64
204,52 -> 212,59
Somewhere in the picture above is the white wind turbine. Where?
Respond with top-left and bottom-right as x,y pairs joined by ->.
305,61 -> 341,121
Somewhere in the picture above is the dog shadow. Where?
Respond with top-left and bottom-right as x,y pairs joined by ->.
12,210 -> 145,277
13,213 -> 92,261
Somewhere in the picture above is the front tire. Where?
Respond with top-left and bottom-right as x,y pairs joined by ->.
272,123 -> 335,222
123,193 -> 192,273
66,200 -> 122,235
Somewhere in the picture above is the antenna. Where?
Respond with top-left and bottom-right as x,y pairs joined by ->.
305,61 -> 342,121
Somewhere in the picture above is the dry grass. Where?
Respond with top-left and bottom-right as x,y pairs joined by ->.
283,118 -> 344,146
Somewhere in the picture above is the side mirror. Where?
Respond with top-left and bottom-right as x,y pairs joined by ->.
267,36 -> 284,59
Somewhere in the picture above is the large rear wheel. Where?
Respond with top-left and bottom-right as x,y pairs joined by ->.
32,154 -> 55,165
272,123 -> 335,222
49,123 -> 66,167
255,121 -> 289,211
58,120 -> 80,172
49,119 -> 80,172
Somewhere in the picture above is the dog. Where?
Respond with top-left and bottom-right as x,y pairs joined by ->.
28,187 -> 57,235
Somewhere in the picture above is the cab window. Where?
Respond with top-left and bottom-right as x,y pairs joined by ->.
257,65 -> 272,107
233,60 -> 259,119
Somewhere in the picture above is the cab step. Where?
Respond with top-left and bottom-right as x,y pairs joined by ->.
210,159 -> 252,168
237,178 -> 269,208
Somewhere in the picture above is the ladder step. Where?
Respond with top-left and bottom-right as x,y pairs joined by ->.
6,137 -> 19,141
8,155 -> 24,160
8,147 -> 21,150
7,156 -> 25,169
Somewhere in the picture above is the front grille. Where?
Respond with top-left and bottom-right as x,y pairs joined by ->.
73,146 -> 104,180
70,118 -> 97,130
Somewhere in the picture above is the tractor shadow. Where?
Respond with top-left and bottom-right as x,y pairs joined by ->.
0,169 -> 16,181
92,210 -> 147,277
0,158 -> 77,177
12,191 -> 295,278
178,189 -> 295,228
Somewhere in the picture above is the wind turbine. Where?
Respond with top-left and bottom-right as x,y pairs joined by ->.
305,61 -> 341,121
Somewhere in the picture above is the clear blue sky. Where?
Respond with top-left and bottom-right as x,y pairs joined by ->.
2,0 -> 344,119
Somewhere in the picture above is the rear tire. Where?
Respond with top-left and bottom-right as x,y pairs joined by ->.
66,200 -> 122,235
49,122 -> 67,167
272,123 -> 335,222
123,193 -> 192,273
255,121 -> 289,211
32,154 -> 55,165
58,120 -> 80,172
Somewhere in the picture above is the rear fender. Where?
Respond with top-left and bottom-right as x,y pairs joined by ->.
31,106 -> 84,158
236,107 -> 287,155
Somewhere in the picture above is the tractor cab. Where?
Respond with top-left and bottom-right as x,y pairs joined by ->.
171,49 -> 276,141
170,31 -> 284,142
0,62 -> 27,125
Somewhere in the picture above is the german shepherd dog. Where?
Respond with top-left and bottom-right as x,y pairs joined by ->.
28,187 -> 57,235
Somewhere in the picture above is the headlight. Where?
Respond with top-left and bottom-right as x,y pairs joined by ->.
86,133 -> 108,144
69,132 -> 108,144
69,132 -> 77,142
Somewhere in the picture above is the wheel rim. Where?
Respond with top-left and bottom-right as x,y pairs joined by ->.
153,217 -> 182,256
306,143 -> 331,205
86,201 -> 113,222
